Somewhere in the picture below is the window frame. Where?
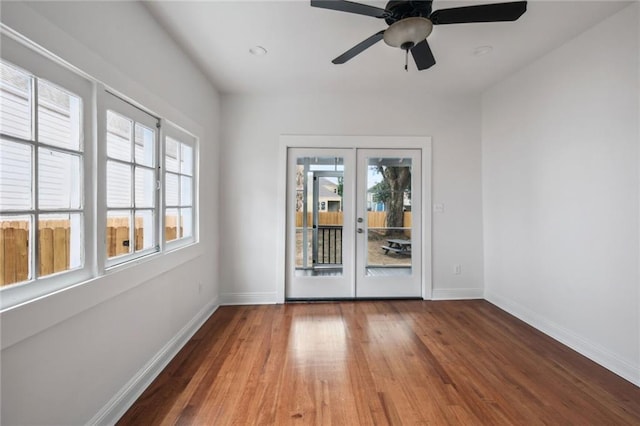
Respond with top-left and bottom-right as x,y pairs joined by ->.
162,122 -> 198,250
0,33 -> 94,310
97,90 -> 161,270
0,28 -> 201,312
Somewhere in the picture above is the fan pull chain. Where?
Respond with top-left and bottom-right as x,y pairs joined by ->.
404,49 -> 408,72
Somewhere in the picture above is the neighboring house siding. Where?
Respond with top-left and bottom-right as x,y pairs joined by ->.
1,85 -> 32,211
107,120 -> 131,208
1,82 -> 78,214
39,96 -> 78,211
0,140 -> 31,211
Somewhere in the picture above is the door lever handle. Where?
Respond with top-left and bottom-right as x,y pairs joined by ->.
357,228 -> 363,234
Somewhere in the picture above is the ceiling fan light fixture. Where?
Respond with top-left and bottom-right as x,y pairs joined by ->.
383,17 -> 433,49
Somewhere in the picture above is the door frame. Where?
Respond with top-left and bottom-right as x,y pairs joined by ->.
276,135 -> 432,303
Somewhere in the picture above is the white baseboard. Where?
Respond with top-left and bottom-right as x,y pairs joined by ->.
88,298 -> 219,426
221,292 -> 277,305
431,288 -> 484,300
485,291 -> 640,387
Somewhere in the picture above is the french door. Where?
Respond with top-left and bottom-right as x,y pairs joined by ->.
286,147 -> 421,299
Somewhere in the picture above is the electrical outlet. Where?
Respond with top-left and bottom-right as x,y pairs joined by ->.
433,203 -> 444,213
453,264 -> 462,275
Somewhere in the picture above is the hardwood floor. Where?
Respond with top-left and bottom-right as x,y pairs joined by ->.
118,301 -> 640,425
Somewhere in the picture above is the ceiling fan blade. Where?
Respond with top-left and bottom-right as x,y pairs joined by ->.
332,30 -> 385,64
430,1 -> 527,25
310,0 -> 389,19
411,40 -> 436,70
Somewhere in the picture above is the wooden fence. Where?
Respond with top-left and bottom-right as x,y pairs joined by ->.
1,216 -> 182,287
106,217 -> 145,258
0,220 -> 30,286
295,211 -> 412,228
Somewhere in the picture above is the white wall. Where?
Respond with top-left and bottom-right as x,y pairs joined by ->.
482,4 -> 640,386
220,93 -> 484,303
0,2 -> 220,424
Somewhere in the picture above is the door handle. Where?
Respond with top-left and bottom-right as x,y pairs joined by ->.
357,228 -> 363,234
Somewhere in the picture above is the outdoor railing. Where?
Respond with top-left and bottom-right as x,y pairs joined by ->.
316,225 -> 342,265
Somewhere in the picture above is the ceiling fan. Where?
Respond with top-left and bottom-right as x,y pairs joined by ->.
310,0 -> 527,71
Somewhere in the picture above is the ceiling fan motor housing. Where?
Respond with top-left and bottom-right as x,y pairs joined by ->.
384,0 -> 434,25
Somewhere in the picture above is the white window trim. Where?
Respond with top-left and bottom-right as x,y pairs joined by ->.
0,27 -> 201,312
97,89 -> 161,270
162,120 -> 198,251
0,33 -> 95,310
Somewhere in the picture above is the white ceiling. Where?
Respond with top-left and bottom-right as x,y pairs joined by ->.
144,0 -> 631,96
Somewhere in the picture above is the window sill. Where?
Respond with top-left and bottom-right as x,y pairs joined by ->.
0,240 -> 203,350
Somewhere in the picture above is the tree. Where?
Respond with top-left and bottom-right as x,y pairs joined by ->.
371,166 -> 411,235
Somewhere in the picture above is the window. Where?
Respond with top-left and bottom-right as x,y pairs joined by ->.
0,38 -> 93,304
0,30 -> 199,310
101,92 -> 159,267
164,126 -> 196,246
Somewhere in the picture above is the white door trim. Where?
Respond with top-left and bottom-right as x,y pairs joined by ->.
276,135 -> 432,303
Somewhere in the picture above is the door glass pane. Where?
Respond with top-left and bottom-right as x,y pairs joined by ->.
38,213 -> 82,277
0,215 -> 31,286
293,156 -> 344,277
366,157 -> 412,276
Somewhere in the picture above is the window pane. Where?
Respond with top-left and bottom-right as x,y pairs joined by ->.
165,137 -> 179,173
106,111 -> 131,161
37,80 -> 81,151
107,210 -> 132,258
0,215 -> 31,286
134,123 -> 154,167
38,213 -> 82,278
0,62 -> 32,140
165,208 -> 179,242
181,143 -> 193,176
180,208 -> 192,238
0,139 -> 32,210
38,148 -> 81,210
135,210 -> 155,251
135,167 -> 155,208
165,173 -> 179,206
180,176 -> 192,206
107,161 -> 131,208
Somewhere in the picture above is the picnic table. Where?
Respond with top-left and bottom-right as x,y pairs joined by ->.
381,239 -> 411,256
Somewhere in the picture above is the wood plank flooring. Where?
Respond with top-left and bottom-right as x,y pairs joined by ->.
118,301 -> 640,425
